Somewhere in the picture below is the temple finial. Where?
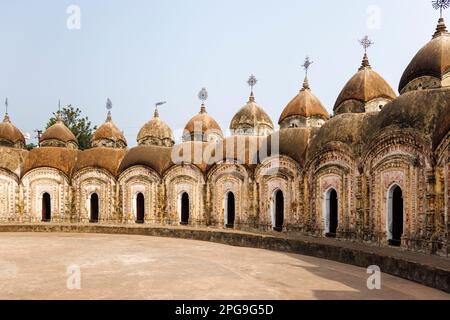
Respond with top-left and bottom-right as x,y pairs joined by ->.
301,56 -> 313,90
106,98 -> 113,122
57,99 -> 62,122
247,75 -> 258,101
432,1 -> 449,37
198,88 -> 208,113
433,0 -> 450,18
3,98 -> 10,123
358,36 -> 373,70
155,101 -> 167,117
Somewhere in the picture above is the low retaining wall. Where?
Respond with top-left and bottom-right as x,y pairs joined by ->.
1,224 -> 449,294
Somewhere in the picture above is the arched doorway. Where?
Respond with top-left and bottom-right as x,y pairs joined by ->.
180,192 -> 190,225
273,190 -> 284,232
329,189 -> 338,236
90,193 -> 99,223
136,193 -> 145,224
225,192 -> 235,228
42,193 -> 51,222
324,189 -> 338,237
388,185 -> 403,247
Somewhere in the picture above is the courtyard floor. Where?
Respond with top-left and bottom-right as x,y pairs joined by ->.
0,232 -> 448,300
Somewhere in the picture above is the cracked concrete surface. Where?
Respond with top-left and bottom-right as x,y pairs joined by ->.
0,233 -> 448,300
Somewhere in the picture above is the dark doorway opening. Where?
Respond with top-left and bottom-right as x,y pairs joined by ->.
389,186 -> 404,247
180,193 -> 190,225
274,190 -> 284,232
226,192 -> 235,228
327,189 -> 338,237
42,193 -> 51,222
136,193 -> 145,224
90,193 -> 99,223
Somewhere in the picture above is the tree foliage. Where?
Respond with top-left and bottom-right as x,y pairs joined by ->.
46,105 -> 96,150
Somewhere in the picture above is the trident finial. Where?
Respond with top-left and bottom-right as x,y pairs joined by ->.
432,0 -> 450,18
359,35 -> 374,54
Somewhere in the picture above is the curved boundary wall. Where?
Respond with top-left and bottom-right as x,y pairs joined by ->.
0,224 -> 449,294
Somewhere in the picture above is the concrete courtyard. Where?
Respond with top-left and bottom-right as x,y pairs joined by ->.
0,232 -> 448,300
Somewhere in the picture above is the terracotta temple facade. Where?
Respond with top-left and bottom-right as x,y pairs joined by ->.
1,17 -> 450,256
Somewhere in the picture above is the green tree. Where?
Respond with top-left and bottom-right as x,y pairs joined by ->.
26,143 -> 37,151
47,105 -> 97,150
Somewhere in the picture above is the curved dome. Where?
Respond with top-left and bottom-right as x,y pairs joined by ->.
40,118 -> 78,149
279,79 -> 329,128
183,104 -> 223,143
22,147 -> 79,178
230,94 -> 274,136
214,135 -> 263,165
138,109 -> 174,147
306,112 -> 376,163
0,146 -> 28,176
211,128 -> 314,167
74,147 -> 127,177
334,54 -> 396,115
399,19 -> 450,94
362,87 -> 450,151
118,145 -> 174,176
268,128 -> 315,166
92,112 -> 127,149
0,114 -> 26,148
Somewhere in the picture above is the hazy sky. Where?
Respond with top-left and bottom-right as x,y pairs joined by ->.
0,0 -> 442,145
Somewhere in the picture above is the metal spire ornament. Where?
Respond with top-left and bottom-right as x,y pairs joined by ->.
302,56 -> 313,76
3,98 -> 10,122
359,35 -> 374,54
106,98 -> 113,121
57,99 -> 62,122
301,56 -> 313,90
198,88 -> 208,102
106,98 -> 113,111
432,0 -> 450,37
359,36 -> 373,70
198,88 -> 208,113
247,74 -> 258,95
154,101 -> 167,117
432,0 -> 450,18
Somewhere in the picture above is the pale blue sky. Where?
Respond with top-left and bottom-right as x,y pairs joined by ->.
0,0 -> 441,145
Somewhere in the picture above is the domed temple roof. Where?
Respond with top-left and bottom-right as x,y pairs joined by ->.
74,147 -> 127,177
0,146 -> 28,176
334,54 -> 396,115
268,128 -> 316,166
0,113 -> 26,148
279,78 -> 329,128
306,112 -> 376,163
214,135 -> 263,165
230,93 -> 274,136
92,112 -> 127,149
40,115 -> 78,149
363,87 -> 450,151
183,104 -> 223,143
138,109 -> 174,147
22,147 -> 79,177
118,145 -> 174,176
399,18 -> 450,94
